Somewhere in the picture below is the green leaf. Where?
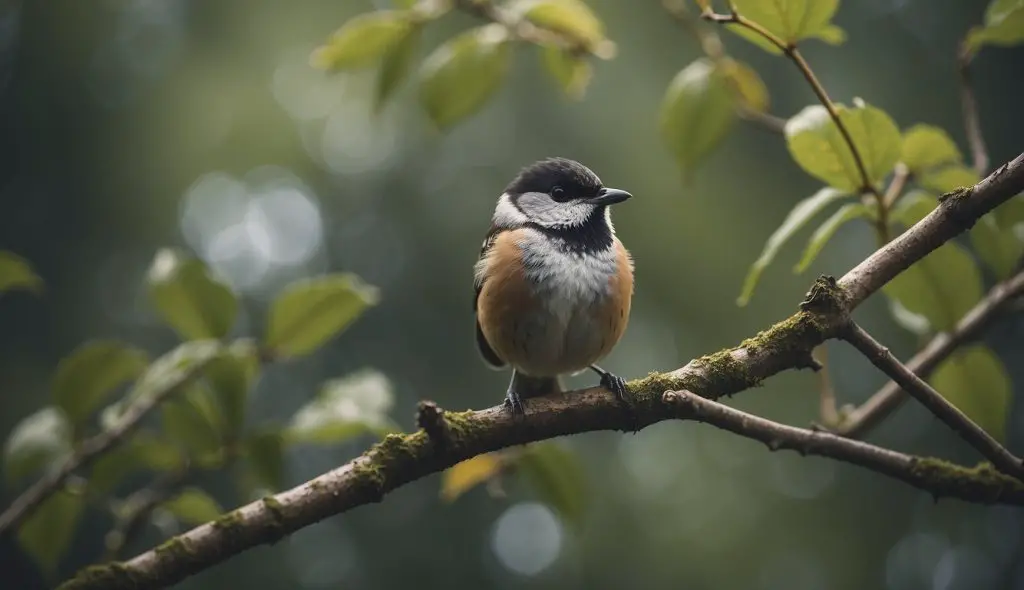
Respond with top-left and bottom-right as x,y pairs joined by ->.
516,442 -> 586,529
737,187 -> 849,306
311,10 -> 416,71
929,345 -> 1012,442
511,0 -> 608,53
52,340 -> 149,427
286,368 -> 397,445
891,189 -> 939,228
147,249 -> 238,341
883,241 -> 983,333
0,250 -> 42,295
794,203 -> 872,272
722,59 -> 769,113
17,489 -> 84,575
970,214 -> 1023,279
3,406 -> 72,485
161,487 -> 223,526
994,193 -> 1024,235
204,340 -> 259,438
659,58 -> 737,173
540,44 -> 592,100
89,434 -> 184,494
418,24 -> 513,130
900,124 -> 963,173
161,387 -> 224,462
728,0 -> 843,47
441,453 -> 504,502
264,274 -> 378,358
966,0 -> 1024,51
887,298 -> 931,336
243,429 -> 286,491
920,165 -> 980,194
785,100 -> 903,191
374,24 -> 422,111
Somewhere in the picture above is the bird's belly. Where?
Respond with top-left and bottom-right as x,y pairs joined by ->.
501,295 -> 617,377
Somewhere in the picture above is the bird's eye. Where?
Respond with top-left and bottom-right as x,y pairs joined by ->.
551,186 -> 570,202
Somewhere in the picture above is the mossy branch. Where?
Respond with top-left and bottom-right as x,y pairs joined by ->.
55,153 -> 1024,590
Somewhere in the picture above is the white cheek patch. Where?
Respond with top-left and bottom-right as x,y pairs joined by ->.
493,193 -> 527,227
515,192 -> 593,228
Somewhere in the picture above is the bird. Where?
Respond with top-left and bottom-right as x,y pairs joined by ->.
473,157 -> 635,416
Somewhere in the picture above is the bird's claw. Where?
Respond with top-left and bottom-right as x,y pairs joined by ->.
599,371 -> 638,432
504,389 -> 525,417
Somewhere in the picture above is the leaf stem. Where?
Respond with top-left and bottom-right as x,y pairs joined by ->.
958,43 -> 989,176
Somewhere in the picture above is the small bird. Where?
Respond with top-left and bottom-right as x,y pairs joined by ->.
473,157 -> 635,415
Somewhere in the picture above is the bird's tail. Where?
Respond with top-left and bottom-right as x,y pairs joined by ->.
512,373 -> 564,399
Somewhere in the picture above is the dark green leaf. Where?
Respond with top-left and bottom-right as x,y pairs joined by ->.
17,489 -> 84,575
243,429 -> 286,491
311,10 -> 416,71
920,165 -> 979,194
900,124 -> 962,173
204,339 -> 259,437
52,340 -> 149,427
0,250 -> 42,295
737,187 -> 849,306
794,203 -> 872,272
374,24 -> 422,111
516,442 -> 586,529
883,241 -> 983,333
161,387 -> 224,462
418,24 -> 513,130
161,487 -> 223,526
970,214 -> 1023,279
659,58 -> 737,173
966,0 -> 1024,51
3,407 -> 71,485
929,345 -> 1012,442
89,434 -> 184,494
264,274 -> 378,358
147,249 -> 238,341
286,369 -> 397,445
512,0 -> 609,55
727,0 -> 844,48
540,44 -> 592,100
785,100 -> 902,191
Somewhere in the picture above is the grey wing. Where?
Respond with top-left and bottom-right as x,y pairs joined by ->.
474,226 -> 507,369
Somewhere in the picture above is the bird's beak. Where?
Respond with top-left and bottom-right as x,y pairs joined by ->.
586,187 -> 632,206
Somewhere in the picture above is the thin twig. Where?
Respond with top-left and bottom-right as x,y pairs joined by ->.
841,322 -> 1024,480
102,470 -> 189,562
958,43 -> 989,176
0,348 -> 215,535
813,345 -> 840,426
883,163 -> 911,209
837,270 -> 1024,438
454,0 -> 615,58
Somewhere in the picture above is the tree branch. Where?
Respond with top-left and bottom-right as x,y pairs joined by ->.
958,44 -> 989,176
0,347 -> 215,536
841,322 -> 1024,480
836,270 -> 1024,438
56,152 -> 1024,590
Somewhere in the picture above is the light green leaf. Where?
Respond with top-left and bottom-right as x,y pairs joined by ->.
929,345 -> 1012,442
891,189 -> 939,228
441,453 -> 504,502
900,124 -> 963,173
243,429 -> 286,491
966,0 -> 1024,51
161,487 -> 223,526
88,434 -> 184,494
418,24 -> 513,130
511,0 -> 608,54
516,442 -> 586,530
0,250 -> 42,295
3,407 -> 71,485
659,58 -> 737,172
888,298 -> 931,336
728,0 -> 842,47
204,339 -> 259,437
540,44 -> 592,100
374,24 -> 422,111
883,241 -> 983,333
970,214 -> 1023,279
722,58 -> 769,113
311,10 -> 416,71
17,489 -> 84,575
286,369 -> 398,445
920,165 -> 980,194
52,340 -> 149,427
994,193 -> 1024,236
737,187 -> 849,306
794,203 -> 872,272
147,249 -> 238,341
161,388 -> 224,462
785,101 -> 903,191
264,274 -> 378,358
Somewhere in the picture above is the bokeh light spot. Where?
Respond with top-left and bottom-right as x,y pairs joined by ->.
491,502 -> 563,576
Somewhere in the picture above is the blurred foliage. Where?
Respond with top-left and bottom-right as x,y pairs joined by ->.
1,0 -> 1024,588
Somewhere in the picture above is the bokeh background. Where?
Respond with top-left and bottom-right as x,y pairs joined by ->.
2,0 -> 1024,589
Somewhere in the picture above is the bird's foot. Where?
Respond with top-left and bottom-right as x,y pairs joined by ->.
591,365 -> 638,432
504,388 -> 525,417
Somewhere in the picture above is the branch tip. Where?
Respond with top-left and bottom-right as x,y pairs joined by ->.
416,400 -> 450,447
